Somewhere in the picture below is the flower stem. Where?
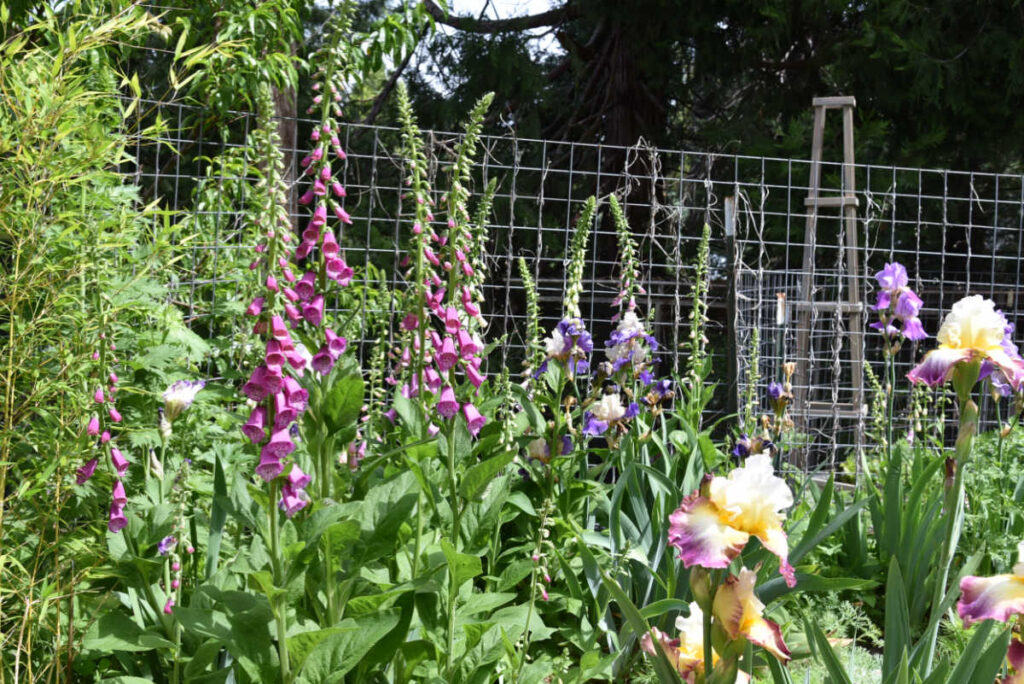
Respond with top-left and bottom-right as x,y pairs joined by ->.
269,478 -> 290,682
704,570 -> 721,679
923,392 -> 977,675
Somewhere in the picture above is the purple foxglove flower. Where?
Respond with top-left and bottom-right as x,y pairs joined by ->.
163,597 -> 174,614
466,363 -> 485,388
256,452 -> 285,482
110,447 -> 129,477
311,203 -> 327,227
273,392 -> 298,429
94,387 -> 105,403
457,329 -> 479,359
299,190 -> 314,205
265,274 -> 278,293
312,347 -> 335,374
424,367 -> 443,392
462,403 -> 486,436
87,416 -> 100,436
101,430 -> 111,444
112,480 -> 127,506
286,463 -> 311,490
582,412 -> 608,437
895,290 -> 923,319
321,230 -> 339,258
326,257 -> 353,285
163,380 -> 205,421
282,376 -> 309,411
401,314 -> 419,331
242,406 -> 267,444
270,316 -> 289,341
295,271 -> 316,300
279,483 -> 309,517
313,178 -> 327,197
436,337 -> 459,372
320,165 -> 331,181
333,205 -> 352,225
158,535 -> 177,556
109,372 -> 118,385
284,302 -> 302,323
437,386 -> 459,418
76,458 -> 98,484
264,428 -> 296,458
294,241 -> 313,261
284,347 -> 308,371
242,366 -> 282,401
875,262 -> 909,290
332,182 -> 345,198
108,407 -> 122,422
265,339 -> 287,369
282,287 -> 300,303
246,297 -> 264,317
443,306 -> 461,334
302,295 -> 324,327
324,328 -> 347,356
108,502 -> 127,533
383,408 -> 397,423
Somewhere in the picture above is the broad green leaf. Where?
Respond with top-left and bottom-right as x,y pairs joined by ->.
82,612 -> 174,653
297,611 -> 400,684
459,449 -> 515,501
442,538 -> 483,590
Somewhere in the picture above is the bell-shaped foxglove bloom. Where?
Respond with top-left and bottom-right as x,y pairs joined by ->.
908,295 -> 1024,389
668,454 -> 796,586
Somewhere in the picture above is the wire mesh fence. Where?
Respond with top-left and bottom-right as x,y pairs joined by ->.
123,97 -> 1024,476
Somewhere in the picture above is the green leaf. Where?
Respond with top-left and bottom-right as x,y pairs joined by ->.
789,497 -> 869,565
599,571 -> 681,683
297,611 -> 400,684
442,538 -> 482,591
758,574 -> 878,604
322,359 -> 364,435
804,618 -> 853,684
82,612 -> 174,653
206,452 -> 227,580
946,620 -> 994,682
970,624 -> 1011,684
459,449 -> 515,501
882,557 -> 910,681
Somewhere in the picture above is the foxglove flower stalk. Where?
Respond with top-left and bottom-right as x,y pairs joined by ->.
908,295 -> 1024,389
668,454 -> 796,587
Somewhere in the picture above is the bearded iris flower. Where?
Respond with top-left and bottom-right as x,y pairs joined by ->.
908,295 -> 1024,389
640,602 -> 724,683
163,380 -> 205,422
712,567 -> 792,662
668,454 -> 796,587
958,541 -> 1024,626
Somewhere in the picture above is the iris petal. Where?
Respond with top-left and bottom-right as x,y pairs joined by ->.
957,573 -> 1024,626
668,492 -> 749,569
712,568 -> 791,662
907,347 -> 973,387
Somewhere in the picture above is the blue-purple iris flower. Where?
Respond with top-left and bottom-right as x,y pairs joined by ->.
870,262 -> 927,341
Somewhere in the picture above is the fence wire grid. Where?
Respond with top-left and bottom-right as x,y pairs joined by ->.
124,97 -> 1024,477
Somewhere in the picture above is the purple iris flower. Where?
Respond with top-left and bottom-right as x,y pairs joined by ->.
158,535 -> 177,556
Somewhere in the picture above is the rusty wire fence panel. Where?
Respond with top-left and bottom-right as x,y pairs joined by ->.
123,97 -> 1024,475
